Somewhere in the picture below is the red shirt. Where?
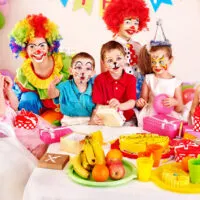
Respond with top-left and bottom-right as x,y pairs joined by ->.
92,71 -> 136,121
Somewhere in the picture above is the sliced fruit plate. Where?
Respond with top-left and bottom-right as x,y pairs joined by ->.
66,159 -> 137,187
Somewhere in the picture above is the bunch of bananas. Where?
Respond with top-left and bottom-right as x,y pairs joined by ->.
72,135 -> 105,179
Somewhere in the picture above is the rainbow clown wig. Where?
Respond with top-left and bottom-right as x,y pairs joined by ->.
9,14 -> 62,58
103,0 -> 150,34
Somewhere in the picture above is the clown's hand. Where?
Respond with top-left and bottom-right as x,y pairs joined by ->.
48,75 -> 62,98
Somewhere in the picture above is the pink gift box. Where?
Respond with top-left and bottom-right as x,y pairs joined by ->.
143,114 -> 184,139
40,127 -> 73,144
183,124 -> 200,138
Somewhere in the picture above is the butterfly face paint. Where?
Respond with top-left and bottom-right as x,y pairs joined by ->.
72,59 -> 94,85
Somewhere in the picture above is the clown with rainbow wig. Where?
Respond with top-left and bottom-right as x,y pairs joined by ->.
103,0 -> 153,99
9,14 -> 71,115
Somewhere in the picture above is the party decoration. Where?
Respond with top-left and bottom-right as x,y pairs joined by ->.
14,109 -> 38,130
60,0 -> 68,7
150,0 -> 173,12
182,88 -> 195,105
0,11 -> 5,29
153,94 -> 174,114
99,0 -> 111,16
0,0 -> 9,17
0,69 -> 15,80
73,0 -> 94,15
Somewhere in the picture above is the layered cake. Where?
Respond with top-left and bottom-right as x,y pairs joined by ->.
162,168 -> 190,187
119,133 -> 169,153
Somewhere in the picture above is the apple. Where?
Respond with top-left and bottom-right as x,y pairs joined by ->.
109,163 -> 125,180
106,157 -> 122,167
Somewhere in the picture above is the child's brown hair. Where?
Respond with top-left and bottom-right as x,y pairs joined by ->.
71,52 -> 95,68
138,45 -> 172,75
100,40 -> 126,61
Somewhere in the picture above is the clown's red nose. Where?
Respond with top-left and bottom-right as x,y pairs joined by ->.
36,50 -> 41,54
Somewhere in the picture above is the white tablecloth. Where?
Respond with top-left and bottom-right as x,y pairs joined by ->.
23,125 -> 200,200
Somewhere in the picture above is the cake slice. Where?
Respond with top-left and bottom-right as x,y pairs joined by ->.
96,106 -> 125,127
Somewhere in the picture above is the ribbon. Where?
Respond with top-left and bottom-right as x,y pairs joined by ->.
73,0 -> 94,15
41,127 -> 56,139
45,154 -> 61,163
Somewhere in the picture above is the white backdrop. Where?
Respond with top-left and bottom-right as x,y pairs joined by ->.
0,0 -> 200,82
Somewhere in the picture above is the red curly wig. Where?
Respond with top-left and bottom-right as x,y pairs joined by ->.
103,0 -> 150,34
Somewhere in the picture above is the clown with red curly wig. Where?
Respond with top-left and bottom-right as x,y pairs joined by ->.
103,0 -> 153,99
9,14 -> 71,115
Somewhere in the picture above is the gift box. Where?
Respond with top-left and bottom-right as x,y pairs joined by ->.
38,153 -> 70,170
39,126 -> 73,144
14,109 -> 38,129
174,144 -> 200,162
143,114 -> 184,139
183,125 -> 200,139
193,106 -> 200,131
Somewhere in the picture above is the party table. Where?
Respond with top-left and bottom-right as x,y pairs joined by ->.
23,125 -> 200,200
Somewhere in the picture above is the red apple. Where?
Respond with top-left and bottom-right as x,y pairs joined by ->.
109,163 -> 125,180
106,157 -> 122,167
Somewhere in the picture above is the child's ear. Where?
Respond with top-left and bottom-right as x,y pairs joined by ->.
69,67 -> 73,75
169,56 -> 174,64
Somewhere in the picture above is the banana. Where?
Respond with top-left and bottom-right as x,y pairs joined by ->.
80,150 -> 92,171
89,137 -> 105,165
84,137 -> 96,166
72,155 -> 90,179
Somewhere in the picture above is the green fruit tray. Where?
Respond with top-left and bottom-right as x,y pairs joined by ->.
66,159 -> 137,187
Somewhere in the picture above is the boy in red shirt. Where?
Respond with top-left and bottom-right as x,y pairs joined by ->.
91,41 -> 136,125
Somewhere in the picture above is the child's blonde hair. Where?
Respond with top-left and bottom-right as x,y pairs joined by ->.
100,40 -> 126,61
138,45 -> 172,75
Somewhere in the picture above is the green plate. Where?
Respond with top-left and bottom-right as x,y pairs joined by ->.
66,159 -> 137,187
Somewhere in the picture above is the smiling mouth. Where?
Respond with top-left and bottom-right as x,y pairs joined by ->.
31,53 -> 47,62
126,29 -> 135,35
155,69 -> 162,72
80,77 -> 85,80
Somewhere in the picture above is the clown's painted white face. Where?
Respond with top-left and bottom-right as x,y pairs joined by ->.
118,18 -> 139,41
71,58 -> 94,85
26,37 -> 49,63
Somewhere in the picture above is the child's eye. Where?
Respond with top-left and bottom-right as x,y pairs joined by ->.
159,61 -> 165,65
124,20 -> 131,25
75,66 -> 82,70
107,59 -> 113,63
116,57 -> 122,61
134,21 -> 139,26
151,61 -> 156,65
86,67 -> 92,71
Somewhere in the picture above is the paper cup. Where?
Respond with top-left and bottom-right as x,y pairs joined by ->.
146,144 -> 163,167
136,157 -> 153,182
188,158 -> 200,184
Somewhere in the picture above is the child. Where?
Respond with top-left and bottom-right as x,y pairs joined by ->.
92,41 -> 136,125
48,52 -> 96,125
103,0 -> 152,99
189,85 -> 200,123
136,40 -> 184,127
0,73 -> 51,159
